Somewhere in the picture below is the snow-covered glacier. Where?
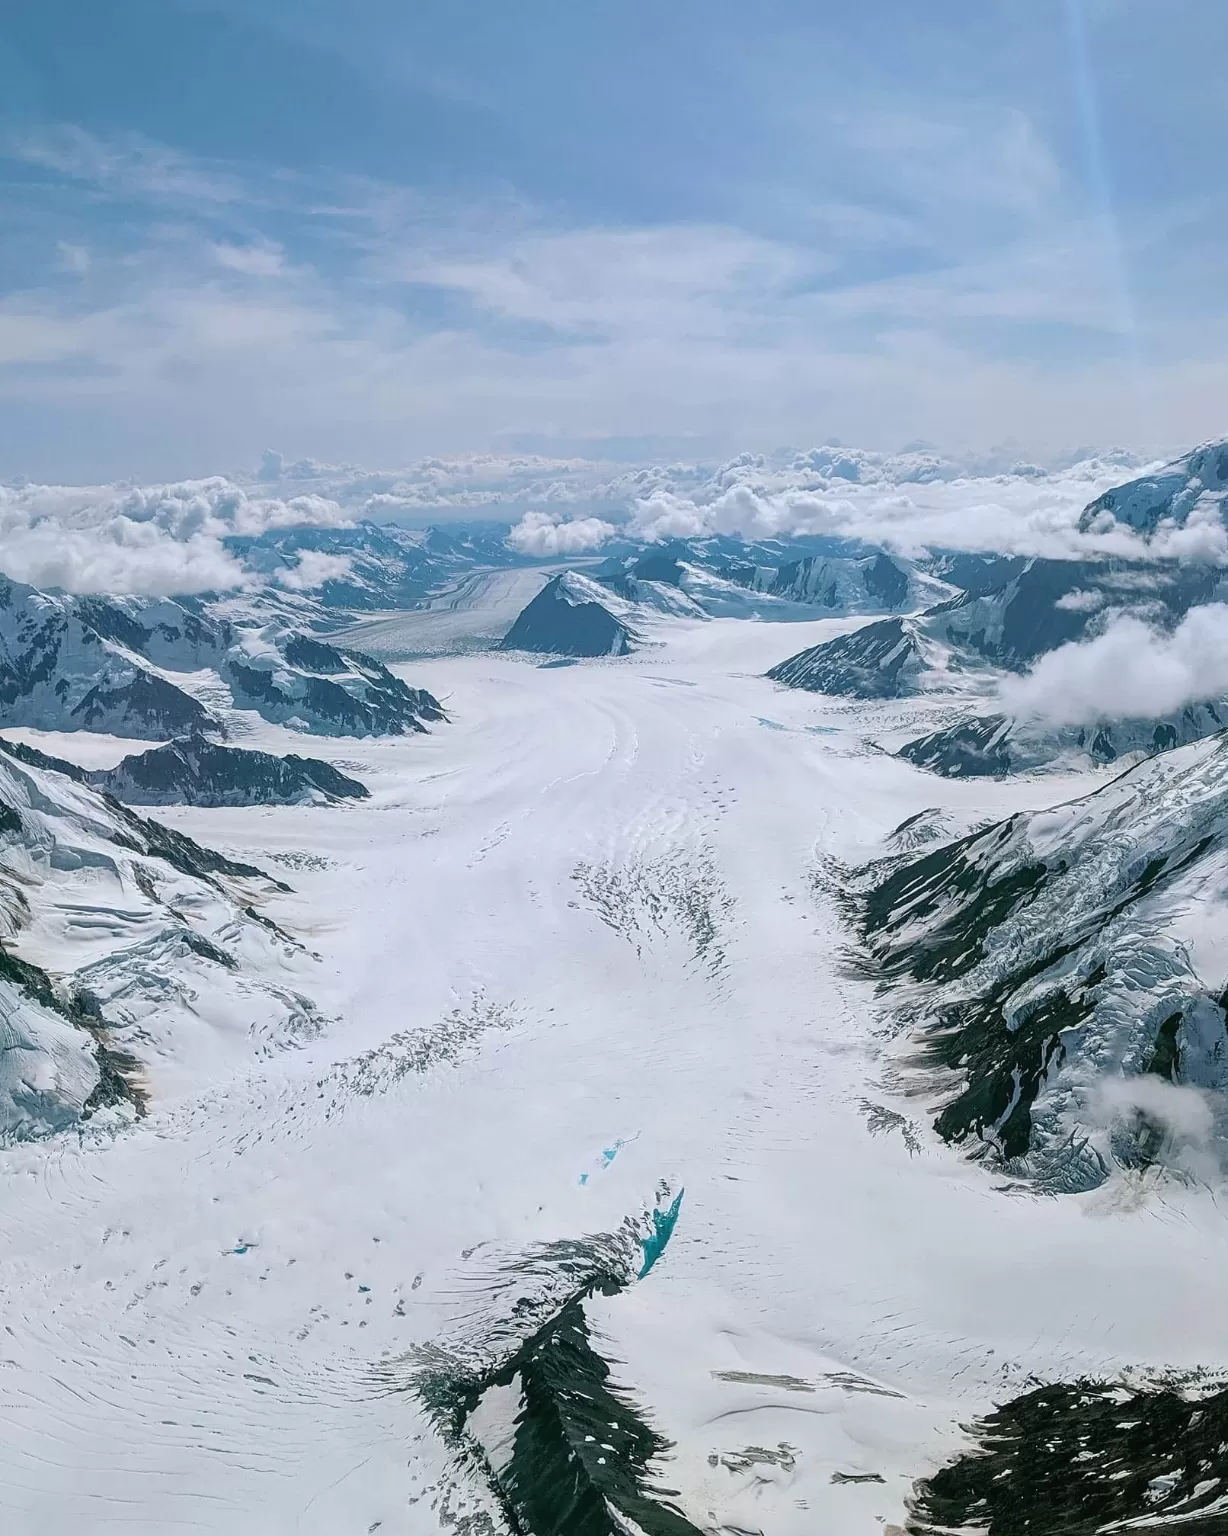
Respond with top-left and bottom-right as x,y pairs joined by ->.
4,448 -> 1228,1533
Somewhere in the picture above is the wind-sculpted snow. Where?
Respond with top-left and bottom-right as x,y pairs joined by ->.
0,738 -> 318,1139
854,734 -> 1228,1188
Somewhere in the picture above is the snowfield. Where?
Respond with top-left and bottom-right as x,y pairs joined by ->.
5,608 -> 1228,1534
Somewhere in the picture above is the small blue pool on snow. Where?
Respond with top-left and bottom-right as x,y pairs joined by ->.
638,1189 -> 684,1278
577,1134 -> 637,1185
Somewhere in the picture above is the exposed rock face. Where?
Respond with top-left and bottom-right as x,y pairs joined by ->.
766,617 -> 928,698
221,630 -> 445,735
91,735 -> 371,807
0,577 -> 445,740
501,573 -> 634,657
899,703 -> 1228,778
854,732 -> 1228,1188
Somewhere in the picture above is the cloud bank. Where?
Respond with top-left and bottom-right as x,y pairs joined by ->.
1000,604 -> 1228,726
0,477 -> 349,596
0,439 -> 1222,598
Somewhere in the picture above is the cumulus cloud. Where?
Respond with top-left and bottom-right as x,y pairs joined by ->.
1000,604 -> 1228,726
274,550 -> 354,591
1054,589 -> 1106,613
0,477 -> 349,596
505,509 -> 616,556
624,454 -> 1191,562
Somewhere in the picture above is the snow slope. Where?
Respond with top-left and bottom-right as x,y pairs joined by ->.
3,611 -> 1228,1533
898,700 -> 1228,777
0,737 -> 318,1138
0,575 -> 446,740
855,733 -> 1228,1189
1080,438 -> 1228,538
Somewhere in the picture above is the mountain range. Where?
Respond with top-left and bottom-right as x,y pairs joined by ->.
0,576 -> 444,741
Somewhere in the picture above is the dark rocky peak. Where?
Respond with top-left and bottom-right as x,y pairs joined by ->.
92,734 -> 370,807
501,573 -> 634,658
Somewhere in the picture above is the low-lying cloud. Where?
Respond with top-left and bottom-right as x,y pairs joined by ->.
274,550 -> 355,591
505,509 -> 616,557
1000,604 -> 1228,725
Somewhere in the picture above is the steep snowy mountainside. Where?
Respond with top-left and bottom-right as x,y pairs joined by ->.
1080,438 -> 1228,538
853,732 -> 1228,1189
767,553 -> 1228,704
0,738 -> 316,1139
592,542 -> 957,621
898,702 -> 1228,778
0,576 -> 221,739
765,616 -> 958,698
221,627 -> 445,735
930,556 -> 1222,668
500,571 -> 638,657
0,576 -> 445,740
923,551 -> 1029,597
89,735 -> 370,807
753,549 -> 955,612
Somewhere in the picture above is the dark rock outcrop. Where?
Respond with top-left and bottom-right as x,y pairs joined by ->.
91,735 -> 371,807
501,574 -> 634,657
767,618 -> 926,698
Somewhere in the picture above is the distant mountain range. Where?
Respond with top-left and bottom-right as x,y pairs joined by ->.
496,548 -> 958,657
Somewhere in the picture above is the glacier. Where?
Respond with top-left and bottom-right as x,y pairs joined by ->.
4,449 -> 1228,1531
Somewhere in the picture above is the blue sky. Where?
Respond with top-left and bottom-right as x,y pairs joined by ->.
1,0 -> 1225,480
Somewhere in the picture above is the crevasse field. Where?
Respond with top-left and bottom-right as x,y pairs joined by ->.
6,601 -> 1227,1535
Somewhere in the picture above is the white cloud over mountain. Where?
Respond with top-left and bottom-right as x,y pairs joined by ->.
2,436 -> 1225,596
1001,604 -> 1228,726
505,510 -> 616,556
0,477 -> 350,596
